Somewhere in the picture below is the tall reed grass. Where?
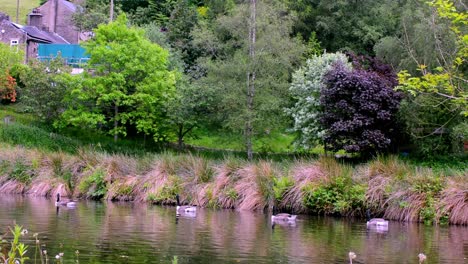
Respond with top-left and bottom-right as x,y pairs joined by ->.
0,143 -> 466,225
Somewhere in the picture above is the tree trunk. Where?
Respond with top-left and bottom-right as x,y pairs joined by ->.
246,0 -> 256,161
110,0 -> 114,22
178,124 -> 184,150
113,104 -> 118,142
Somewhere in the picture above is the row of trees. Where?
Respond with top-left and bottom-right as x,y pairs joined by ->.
1,0 -> 466,159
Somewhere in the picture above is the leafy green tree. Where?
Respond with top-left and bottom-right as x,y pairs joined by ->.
61,14 -> 176,142
397,0 -> 467,116
287,52 -> 350,150
193,0 -> 304,158
19,58 -> 75,122
392,0 -> 467,156
166,76 -> 216,148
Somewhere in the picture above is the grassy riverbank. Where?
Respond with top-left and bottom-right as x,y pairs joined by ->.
0,143 -> 466,225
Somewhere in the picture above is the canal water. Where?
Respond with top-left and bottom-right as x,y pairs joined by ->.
0,195 -> 466,263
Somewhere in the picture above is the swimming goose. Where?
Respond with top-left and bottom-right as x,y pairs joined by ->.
418,253 -> 426,263
349,252 -> 356,264
271,206 -> 297,223
271,213 -> 297,222
366,210 -> 388,229
176,194 -> 196,213
55,193 -> 77,207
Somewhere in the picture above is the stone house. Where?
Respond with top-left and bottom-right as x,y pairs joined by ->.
0,11 -> 68,61
36,0 -> 82,44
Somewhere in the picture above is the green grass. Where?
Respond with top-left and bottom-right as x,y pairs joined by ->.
0,0 -> 40,24
0,104 -> 162,156
185,128 -> 296,153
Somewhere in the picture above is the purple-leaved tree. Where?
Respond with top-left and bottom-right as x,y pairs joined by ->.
320,55 -> 402,155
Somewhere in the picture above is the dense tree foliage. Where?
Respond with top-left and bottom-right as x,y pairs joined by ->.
321,56 -> 402,154
3,0 -> 465,158
19,58 -> 75,122
61,15 -> 176,141
286,0 -> 403,55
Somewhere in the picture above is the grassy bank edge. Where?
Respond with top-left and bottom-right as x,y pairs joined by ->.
0,143 -> 466,225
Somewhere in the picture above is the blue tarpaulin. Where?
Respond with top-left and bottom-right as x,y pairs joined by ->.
37,44 -> 89,67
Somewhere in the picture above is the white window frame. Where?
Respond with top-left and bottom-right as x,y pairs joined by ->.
10,39 -> 19,46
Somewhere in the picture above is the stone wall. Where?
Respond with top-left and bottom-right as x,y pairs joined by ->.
38,0 -> 79,44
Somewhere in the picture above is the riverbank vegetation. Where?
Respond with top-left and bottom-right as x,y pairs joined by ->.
0,0 -> 466,225
0,143 -> 465,225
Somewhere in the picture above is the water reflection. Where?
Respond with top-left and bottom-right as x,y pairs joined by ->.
0,195 -> 466,263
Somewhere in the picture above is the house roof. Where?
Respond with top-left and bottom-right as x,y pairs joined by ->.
12,23 -> 69,44
60,0 -> 78,12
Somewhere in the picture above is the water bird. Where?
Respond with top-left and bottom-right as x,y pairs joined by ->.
55,193 -> 77,207
349,252 -> 357,264
271,205 -> 297,222
366,210 -> 388,229
176,194 -> 196,214
418,253 -> 427,263
271,213 -> 297,222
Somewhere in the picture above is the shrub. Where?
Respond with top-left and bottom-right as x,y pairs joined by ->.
287,52 -> 351,149
321,55 -> 402,156
79,169 -> 107,199
273,176 -> 294,203
10,160 -> 32,184
303,175 -> 366,216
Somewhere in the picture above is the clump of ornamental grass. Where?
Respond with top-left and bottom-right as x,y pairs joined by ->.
100,153 -> 137,183
133,159 -> 182,204
199,158 -> 244,209
75,147 -> 100,168
383,168 -> 444,223
27,179 -> 67,197
366,155 -> 411,180
154,152 -> 179,176
178,154 -> 214,184
365,175 -> 391,214
234,161 -> 277,211
437,176 -> 468,225
106,176 -> 138,201
317,156 -> 351,179
281,161 -> 326,213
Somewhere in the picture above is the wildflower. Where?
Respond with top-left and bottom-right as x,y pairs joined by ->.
43,250 -> 47,255
75,250 -> 79,255
21,229 -> 28,236
56,255 -> 60,259
59,252 -> 64,257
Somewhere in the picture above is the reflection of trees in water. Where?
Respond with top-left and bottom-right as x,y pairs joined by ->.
1,198 -> 467,263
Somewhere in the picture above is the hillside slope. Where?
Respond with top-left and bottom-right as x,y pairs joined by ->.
0,0 -> 39,24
